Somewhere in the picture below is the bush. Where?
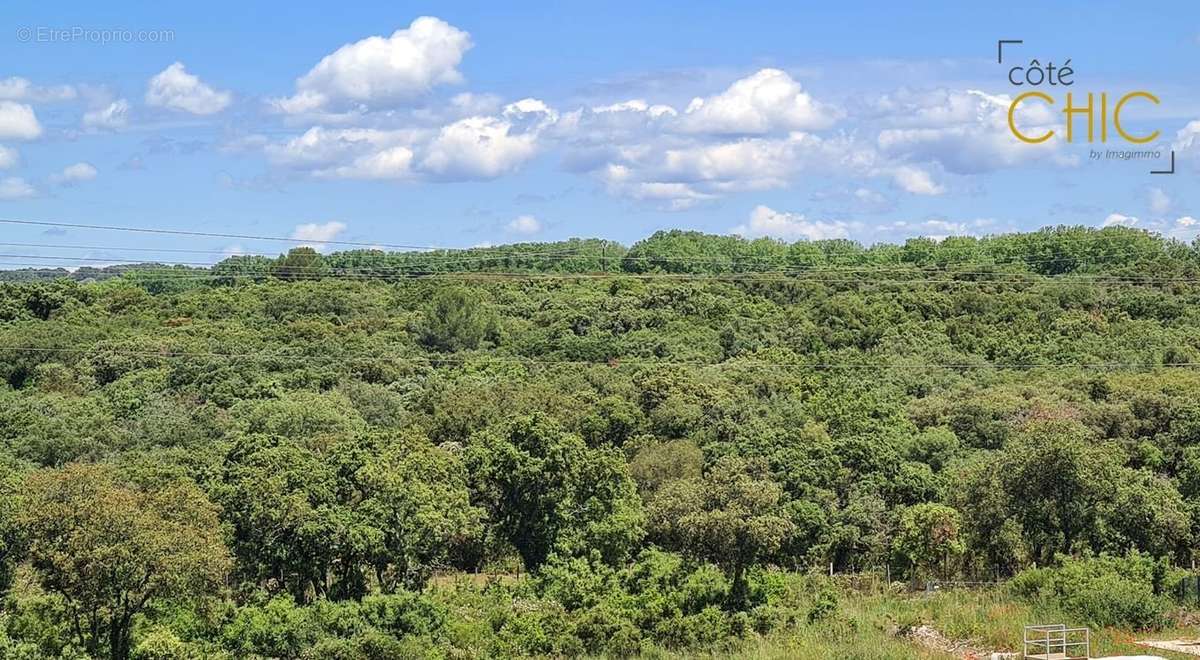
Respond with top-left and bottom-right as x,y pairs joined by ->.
1009,553 -> 1171,630
131,629 -> 190,660
1062,577 -> 1167,630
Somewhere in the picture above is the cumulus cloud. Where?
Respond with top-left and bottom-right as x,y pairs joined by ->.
146,63 -> 232,115
593,99 -> 677,117
50,162 -> 98,186
1172,216 -> 1199,238
506,214 -> 542,235
598,163 -> 717,210
581,130 -> 879,209
0,177 -> 36,200
875,89 -> 1072,175
265,126 -> 423,170
420,116 -> 539,179
0,145 -> 17,169
419,99 -> 556,180
731,205 -> 851,241
1174,120 -> 1200,153
273,17 -> 471,113
264,126 -> 424,180
0,77 -> 76,102
82,99 -> 131,130
324,146 -> 416,180
0,102 -> 42,140
888,165 -> 945,195
1102,212 -> 1139,228
679,69 -> 837,134
290,221 -> 348,251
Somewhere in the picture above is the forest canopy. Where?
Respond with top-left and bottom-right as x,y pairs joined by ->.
2,225 -> 1200,657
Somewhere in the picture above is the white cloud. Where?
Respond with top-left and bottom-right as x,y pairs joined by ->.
0,177 -> 36,200
0,102 -> 42,140
1102,212 -> 1139,228
875,89 -> 1072,175
0,77 -> 76,103
679,69 -> 837,134
324,146 -> 416,180
731,205 -> 851,241
1173,120 -> 1200,153
889,165 -> 945,195
596,164 -> 717,210
290,221 -> 348,251
82,99 -> 130,130
420,116 -> 539,179
146,63 -> 232,115
273,17 -> 471,113
265,126 -> 423,170
1108,215 -> 1200,241
261,96 -> 556,182
506,214 -> 542,235
0,145 -> 17,169
1148,187 -> 1171,215
50,162 -> 98,186
593,99 -> 676,117
879,217 -> 998,240
419,99 -> 555,180
585,131 -> 879,209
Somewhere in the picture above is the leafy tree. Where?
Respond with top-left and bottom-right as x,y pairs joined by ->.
357,436 -> 484,590
998,421 -> 1121,564
466,416 -> 645,570
20,464 -> 230,660
417,287 -> 495,352
647,456 -> 793,606
217,433 -> 366,602
272,247 -> 328,281
894,503 -> 965,581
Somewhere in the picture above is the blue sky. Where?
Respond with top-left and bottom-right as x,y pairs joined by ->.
0,2 -> 1198,262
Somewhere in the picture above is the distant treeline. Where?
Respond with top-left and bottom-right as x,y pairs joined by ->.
6,226 -> 1198,286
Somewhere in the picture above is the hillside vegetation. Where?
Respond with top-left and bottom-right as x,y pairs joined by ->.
3,226 -> 1200,658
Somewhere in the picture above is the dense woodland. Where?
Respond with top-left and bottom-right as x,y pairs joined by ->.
3,226 -> 1200,658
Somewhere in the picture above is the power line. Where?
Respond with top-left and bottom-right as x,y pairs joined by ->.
0,217 -> 1191,265
0,218 -> 527,252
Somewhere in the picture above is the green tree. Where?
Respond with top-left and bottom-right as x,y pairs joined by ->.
647,456 -> 794,606
998,421 -> 1120,564
357,437 -> 484,590
894,503 -> 965,581
217,434 -> 365,602
272,247 -> 328,281
417,287 -> 495,352
20,464 -> 230,660
466,416 -> 645,570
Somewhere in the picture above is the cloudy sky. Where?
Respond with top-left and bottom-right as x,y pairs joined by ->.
1,2 -> 1198,261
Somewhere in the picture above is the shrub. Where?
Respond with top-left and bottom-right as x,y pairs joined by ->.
807,588 -> 839,624
131,629 -> 189,660
1008,553 -> 1171,630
